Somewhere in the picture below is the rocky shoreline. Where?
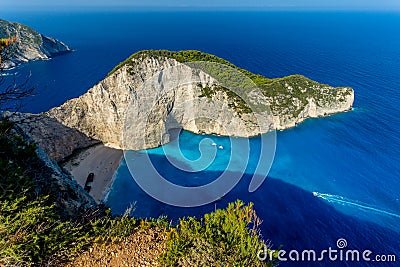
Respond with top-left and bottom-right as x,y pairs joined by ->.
0,19 -> 71,69
7,50 -> 354,203
47,50 -> 354,150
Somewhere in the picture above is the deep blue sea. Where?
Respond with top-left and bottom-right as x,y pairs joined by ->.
1,10 -> 400,266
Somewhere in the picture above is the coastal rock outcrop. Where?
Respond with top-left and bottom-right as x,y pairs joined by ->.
47,50 -> 354,150
0,19 -> 71,68
7,119 -> 97,216
33,144 -> 97,216
4,112 -> 99,162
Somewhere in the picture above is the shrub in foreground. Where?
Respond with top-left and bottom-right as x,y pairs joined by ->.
0,119 -> 140,266
160,200 -> 278,266
0,119 -> 278,266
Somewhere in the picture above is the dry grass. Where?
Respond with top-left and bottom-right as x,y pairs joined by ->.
65,227 -> 166,267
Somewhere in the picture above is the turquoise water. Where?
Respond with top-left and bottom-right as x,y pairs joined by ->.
2,10 -> 400,266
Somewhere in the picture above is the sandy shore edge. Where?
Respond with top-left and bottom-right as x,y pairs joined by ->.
63,144 -> 123,203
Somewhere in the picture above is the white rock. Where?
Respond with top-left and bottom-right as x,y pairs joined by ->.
46,52 -> 354,151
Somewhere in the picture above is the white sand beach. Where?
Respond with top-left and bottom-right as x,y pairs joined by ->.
63,144 -> 123,203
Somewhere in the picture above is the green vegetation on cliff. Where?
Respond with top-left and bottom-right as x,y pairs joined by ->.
108,50 -> 353,119
108,49 -> 268,83
0,118 -> 277,266
0,19 -> 43,50
0,19 -> 71,69
0,119 -> 139,266
160,201 -> 277,266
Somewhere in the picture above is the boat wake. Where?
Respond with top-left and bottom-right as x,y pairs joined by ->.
0,71 -> 18,77
312,192 -> 400,219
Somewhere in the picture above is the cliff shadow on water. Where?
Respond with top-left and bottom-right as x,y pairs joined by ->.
107,152 -> 400,267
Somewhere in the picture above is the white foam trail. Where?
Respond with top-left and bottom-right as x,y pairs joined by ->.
0,71 -> 18,76
313,192 -> 400,219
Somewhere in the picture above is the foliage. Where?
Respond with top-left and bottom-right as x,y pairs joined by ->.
159,200 -> 278,267
0,119 -> 277,266
0,119 -> 140,266
108,50 -> 352,118
0,119 -> 62,265
0,41 -> 280,265
1,35 -> 34,111
0,37 -> 17,49
108,49 -> 269,83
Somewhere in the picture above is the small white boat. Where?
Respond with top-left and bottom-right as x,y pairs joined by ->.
211,142 -> 217,146
312,192 -> 318,196
218,145 -> 224,149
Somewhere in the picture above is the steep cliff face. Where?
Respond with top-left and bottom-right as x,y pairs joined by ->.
5,112 -> 99,162
0,19 -> 71,68
33,145 -> 97,216
261,75 -> 354,130
47,50 -> 354,150
48,56 -> 184,149
6,121 -> 97,216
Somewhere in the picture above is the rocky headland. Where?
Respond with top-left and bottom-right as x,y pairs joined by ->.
46,50 -> 354,151
0,19 -> 71,68
9,50 -> 354,203
0,49 -> 355,266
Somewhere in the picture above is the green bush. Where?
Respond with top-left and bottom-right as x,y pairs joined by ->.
108,49 -> 352,119
108,49 -> 270,84
0,119 -> 139,266
0,119 -> 278,266
159,200 -> 278,266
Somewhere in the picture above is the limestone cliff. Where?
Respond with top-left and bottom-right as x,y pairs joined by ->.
4,112 -> 99,162
0,19 -> 71,68
33,144 -> 97,216
6,119 -> 97,216
47,50 -> 354,150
